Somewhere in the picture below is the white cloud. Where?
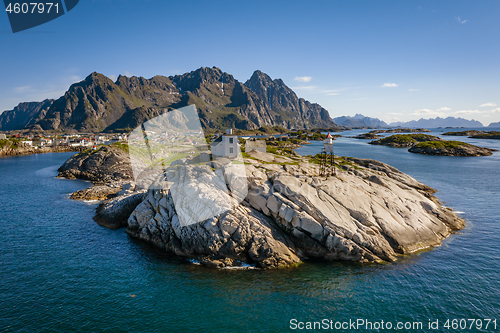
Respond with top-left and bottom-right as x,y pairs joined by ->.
293,76 -> 312,83
388,112 -> 403,116
480,102 -> 496,107
454,109 -> 482,115
291,85 -> 317,91
408,88 -> 419,92
382,83 -> 398,88
437,107 -> 451,112
124,71 -> 133,77
109,74 -> 117,81
410,108 -> 446,117
322,89 -> 340,96
491,108 -> 500,113
14,86 -> 32,93
457,16 -> 468,24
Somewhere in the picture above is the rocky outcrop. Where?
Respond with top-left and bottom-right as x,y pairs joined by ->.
409,141 -> 496,156
442,130 -> 500,140
124,153 -> 464,268
57,145 -> 133,184
70,182 -> 126,200
352,133 -> 382,139
94,187 -> 146,229
369,134 -> 444,147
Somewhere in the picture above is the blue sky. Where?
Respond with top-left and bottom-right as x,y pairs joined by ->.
1,0 -> 499,125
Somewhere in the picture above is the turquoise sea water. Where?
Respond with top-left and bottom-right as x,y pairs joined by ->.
1,129 -> 499,332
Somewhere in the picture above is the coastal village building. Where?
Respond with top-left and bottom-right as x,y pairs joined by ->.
245,138 -> 266,153
210,129 -> 240,158
0,134 -> 6,140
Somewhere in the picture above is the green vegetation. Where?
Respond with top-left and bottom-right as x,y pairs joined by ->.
110,142 -> 129,152
0,139 -> 11,149
413,140 -> 467,149
371,134 -> 442,146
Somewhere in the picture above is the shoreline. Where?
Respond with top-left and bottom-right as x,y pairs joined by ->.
0,146 -> 86,158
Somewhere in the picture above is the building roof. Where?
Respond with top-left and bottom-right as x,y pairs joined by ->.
326,132 -> 332,138
210,136 -> 223,146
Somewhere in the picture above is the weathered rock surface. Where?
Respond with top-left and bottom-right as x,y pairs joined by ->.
58,145 -> 133,184
125,155 -> 464,268
94,190 -> 146,229
70,182 -> 125,201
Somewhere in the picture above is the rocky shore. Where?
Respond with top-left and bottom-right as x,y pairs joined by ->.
59,146 -> 465,268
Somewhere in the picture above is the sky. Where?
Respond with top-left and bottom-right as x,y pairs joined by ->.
1,0 -> 499,125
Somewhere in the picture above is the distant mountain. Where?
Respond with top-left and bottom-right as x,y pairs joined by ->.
488,121 -> 500,128
0,67 -> 339,133
0,99 -> 54,131
390,117 -> 484,128
333,114 -> 389,128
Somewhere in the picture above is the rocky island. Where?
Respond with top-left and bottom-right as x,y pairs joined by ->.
443,130 -> 500,140
59,144 -> 465,268
369,134 -> 444,147
408,141 -> 496,156
352,133 -> 382,140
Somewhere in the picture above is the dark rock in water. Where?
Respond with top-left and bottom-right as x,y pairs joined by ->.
408,141 -> 496,156
58,145 -> 133,184
353,133 -> 382,139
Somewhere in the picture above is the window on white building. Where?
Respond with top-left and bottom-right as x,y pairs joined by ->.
229,138 -> 234,144
230,147 -> 234,154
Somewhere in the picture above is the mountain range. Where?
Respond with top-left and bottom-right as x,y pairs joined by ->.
333,114 -> 389,128
390,117 -> 484,128
0,67 -> 339,133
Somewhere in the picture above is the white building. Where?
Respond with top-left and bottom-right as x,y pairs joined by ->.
210,129 -> 240,158
20,141 -> 33,147
324,133 -> 334,153
0,134 -> 6,140
245,138 -> 266,153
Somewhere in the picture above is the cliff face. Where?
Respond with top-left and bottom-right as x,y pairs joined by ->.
1,67 -> 340,132
0,99 -> 54,131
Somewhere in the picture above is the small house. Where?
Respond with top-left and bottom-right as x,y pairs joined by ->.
210,129 -> 240,158
0,134 -> 6,140
245,138 -> 266,153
